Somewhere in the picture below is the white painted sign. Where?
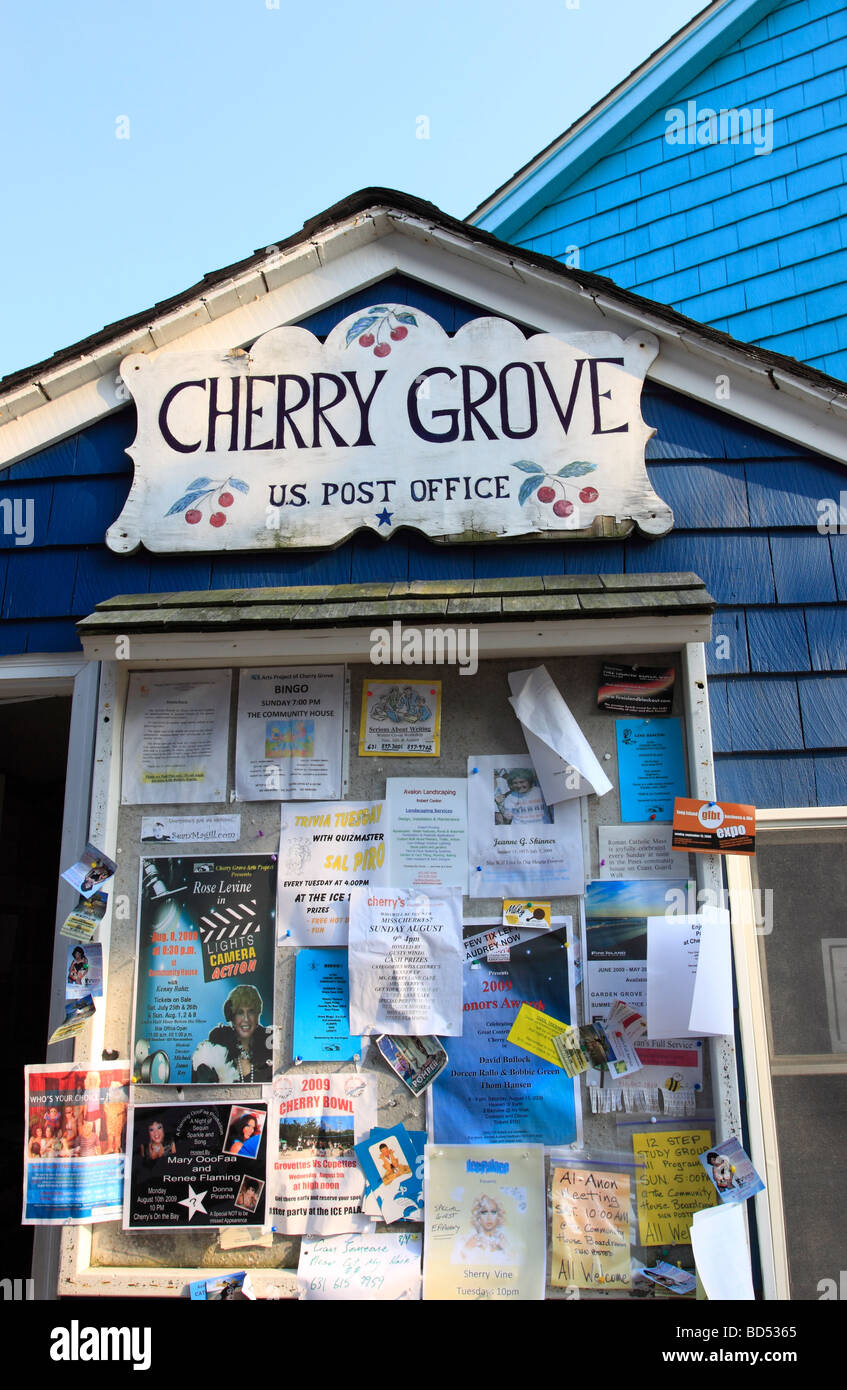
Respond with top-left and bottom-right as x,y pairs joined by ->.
109,306 -> 670,553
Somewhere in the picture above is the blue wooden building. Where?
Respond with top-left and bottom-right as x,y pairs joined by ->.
1,190 -> 844,810
2,190 -> 845,1300
471,0 -> 847,380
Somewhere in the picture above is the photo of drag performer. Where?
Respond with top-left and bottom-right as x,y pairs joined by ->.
139,1115 -> 176,1165
455,1194 -> 516,1263
191,984 -> 273,1084
224,1108 -> 265,1158
67,946 -> 89,986
234,1176 -> 264,1213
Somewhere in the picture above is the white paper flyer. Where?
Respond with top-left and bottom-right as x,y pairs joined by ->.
348,887 -> 464,1036
385,778 -> 468,893
122,669 -> 232,805
235,667 -> 344,801
508,665 -> 613,803
297,1230 -> 422,1300
467,755 -> 584,898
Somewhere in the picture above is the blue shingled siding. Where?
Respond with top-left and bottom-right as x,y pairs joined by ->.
1,274 -> 845,807
509,0 -> 847,378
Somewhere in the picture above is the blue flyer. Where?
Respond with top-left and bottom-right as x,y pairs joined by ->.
431,926 -> 579,1147
615,718 -> 687,822
293,948 -> 360,1062
354,1123 -> 424,1223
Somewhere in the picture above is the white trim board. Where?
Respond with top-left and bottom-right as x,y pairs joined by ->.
2,208 -> 846,473
0,652 -> 86,698
79,613 -> 713,667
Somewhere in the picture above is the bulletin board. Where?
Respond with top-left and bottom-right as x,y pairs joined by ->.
53,639 -> 744,1299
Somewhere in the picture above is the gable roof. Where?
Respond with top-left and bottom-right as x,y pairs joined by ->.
0,184 -> 845,473
468,0 -> 776,238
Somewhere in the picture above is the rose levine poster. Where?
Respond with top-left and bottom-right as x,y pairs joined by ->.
132,856 -> 276,1086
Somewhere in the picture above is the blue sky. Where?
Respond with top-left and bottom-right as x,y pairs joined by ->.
2,0 -> 705,378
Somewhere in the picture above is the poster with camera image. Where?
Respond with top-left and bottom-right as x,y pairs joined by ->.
132,856 -> 277,1086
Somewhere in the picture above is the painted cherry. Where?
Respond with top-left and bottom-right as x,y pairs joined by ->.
579,486 -> 599,503
390,326 -> 408,341
185,509 -> 202,524
537,486 -> 555,503
210,512 -> 226,527
359,333 -> 375,347
218,492 -> 234,507
553,499 -> 574,517
374,343 -> 391,358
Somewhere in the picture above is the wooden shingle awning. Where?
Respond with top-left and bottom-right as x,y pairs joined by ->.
78,572 -> 714,636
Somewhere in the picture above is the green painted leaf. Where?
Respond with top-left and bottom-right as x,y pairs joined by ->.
556,461 -> 597,477
345,315 -> 379,346
518,476 -> 543,506
511,460 -> 544,474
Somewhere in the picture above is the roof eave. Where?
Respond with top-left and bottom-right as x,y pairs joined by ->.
469,0 -> 775,239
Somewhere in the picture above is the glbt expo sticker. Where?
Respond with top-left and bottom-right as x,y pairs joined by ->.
672,798 -> 755,855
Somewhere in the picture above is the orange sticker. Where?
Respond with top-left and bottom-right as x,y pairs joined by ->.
672,798 -> 755,855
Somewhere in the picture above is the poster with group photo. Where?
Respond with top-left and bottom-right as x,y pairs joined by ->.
235,667 -> 344,801
467,755 -> 584,898
23,1064 -> 130,1225
278,799 -> 388,945
122,670 -> 232,804
132,856 -> 276,1086
124,1102 -> 268,1228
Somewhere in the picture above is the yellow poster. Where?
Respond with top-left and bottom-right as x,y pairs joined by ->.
359,680 -> 441,756
551,1166 -> 631,1290
632,1129 -> 717,1245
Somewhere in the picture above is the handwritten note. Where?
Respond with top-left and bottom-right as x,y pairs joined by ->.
632,1129 -> 716,1245
551,1166 -> 632,1290
297,1231 -> 422,1301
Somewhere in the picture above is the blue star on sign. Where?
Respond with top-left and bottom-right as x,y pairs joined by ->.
376,508 -> 393,527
